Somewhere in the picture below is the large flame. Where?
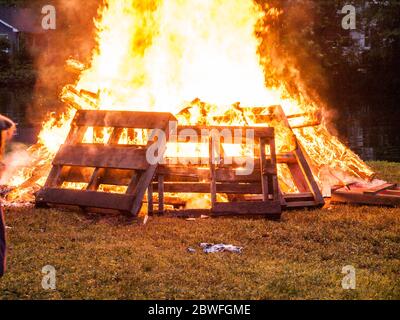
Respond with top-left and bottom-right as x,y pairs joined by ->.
5,0 -> 374,202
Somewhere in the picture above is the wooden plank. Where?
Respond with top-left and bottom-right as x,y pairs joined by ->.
331,191 -> 400,207
53,145 -> 149,170
268,136 -> 280,201
74,110 -> 176,129
294,146 -> 325,205
126,171 -> 139,194
147,184 -> 153,215
36,188 -> 135,212
285,201 -> 322,208
158,164 -> 264,183
283,192 -> 315,200
212,201 -> 281,215
158,175 -> 165,214
86,128 -> 124,191
364,183 -> 396,195
86,168 -> 105,191
276,153 -> 297,164
331,183 -> 358,192
66,167 -> 133,186
209,136 -> 217,206
64,125 -> 88,145
165,209 -> 212,218
382,189 -> 400,197
44,165 -> 63,188
129,164 -> 158,216
259,137 -> 269,201
287,162 -> 309,193
152,182 -> 263,194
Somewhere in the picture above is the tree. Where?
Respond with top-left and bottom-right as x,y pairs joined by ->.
0,37 -> 11,69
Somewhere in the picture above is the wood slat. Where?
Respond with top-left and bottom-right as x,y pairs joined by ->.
65,167 -> 132,186
331,191 -> 400,207
151,182 -> 263,194
53,144 -> 149,170
285,201 -> 321,208
74,110 -> 176,129
364,183 -> 397,195
212,201 -> 281,215
86,128 -> 125,191
36,188 -> 135,213
129,164 -> 158,215
276,153 -> 297,164
382,189 -> 400,196
283,192 -> 315,201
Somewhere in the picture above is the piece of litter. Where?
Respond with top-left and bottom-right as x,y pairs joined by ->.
200,243 -> 243,254
187,247 -> 196,253
186,218 -> 196,221
143,215 -> 149,225
5,226 -> 12,230
200,215 -> 210,219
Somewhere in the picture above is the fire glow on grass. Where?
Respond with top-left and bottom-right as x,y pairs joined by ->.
5,0 -> 374,202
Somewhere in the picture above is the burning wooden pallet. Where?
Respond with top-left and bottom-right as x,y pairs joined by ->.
151,126 -> 282,218
258,105 -> 324,209
36,110 -> 176,216
331,183 -> 400,206
35,107 -> 327,218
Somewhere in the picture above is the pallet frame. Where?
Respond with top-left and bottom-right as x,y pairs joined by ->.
36,110 -> 176,216
270,105 -> 324,208
150,126 -> 282,218
331,183 -> 400,206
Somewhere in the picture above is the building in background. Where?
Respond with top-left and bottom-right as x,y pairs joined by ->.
0,7 -> 45,57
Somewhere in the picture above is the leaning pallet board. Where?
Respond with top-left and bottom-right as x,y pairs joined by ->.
36,110 -> 177,216
149,126 -> 282,219
331,183 -> 400,206
238,105 -> 324,209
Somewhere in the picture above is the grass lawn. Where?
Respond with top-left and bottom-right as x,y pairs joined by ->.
0,161 -> 399,300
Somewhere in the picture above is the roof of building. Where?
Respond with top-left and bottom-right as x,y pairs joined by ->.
0,7 -> 44,34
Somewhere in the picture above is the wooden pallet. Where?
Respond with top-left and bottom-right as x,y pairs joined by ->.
331,183 -> 400,206
272,106 -> 324,208
148,126 -> 282,218
36,110 -> 176,216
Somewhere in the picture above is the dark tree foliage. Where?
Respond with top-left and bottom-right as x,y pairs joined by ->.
271,1 -> 399,110
0,37 -> 10,69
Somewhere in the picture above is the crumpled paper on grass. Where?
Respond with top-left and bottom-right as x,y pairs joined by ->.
200,243 -> 243,254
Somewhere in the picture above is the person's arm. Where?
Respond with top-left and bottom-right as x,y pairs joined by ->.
0,115 -> 16,142
0,206 -> 5,277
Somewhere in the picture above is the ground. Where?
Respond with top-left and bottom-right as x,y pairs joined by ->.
0,161 -> 399,300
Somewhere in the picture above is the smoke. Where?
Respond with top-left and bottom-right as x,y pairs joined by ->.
28,0 -> 99,124
257,0 -> 331,118
0,143 -> 31,185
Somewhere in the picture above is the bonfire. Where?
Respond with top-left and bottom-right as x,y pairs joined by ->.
1,0 -> 380,207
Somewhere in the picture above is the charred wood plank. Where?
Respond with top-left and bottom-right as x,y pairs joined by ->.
74,110 -> 176,129
151,182 -> 263,194
36,188 -> 135,213
212,201 -> 281,215
364,183 -> 397,195
53,145 -> 149,170
331,190 -> 400,207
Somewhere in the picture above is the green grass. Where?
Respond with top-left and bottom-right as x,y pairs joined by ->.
368,161 -> 400,183
0,162 -> 399,300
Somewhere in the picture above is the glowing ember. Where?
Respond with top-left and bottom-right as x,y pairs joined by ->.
3,0 -> 375,203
